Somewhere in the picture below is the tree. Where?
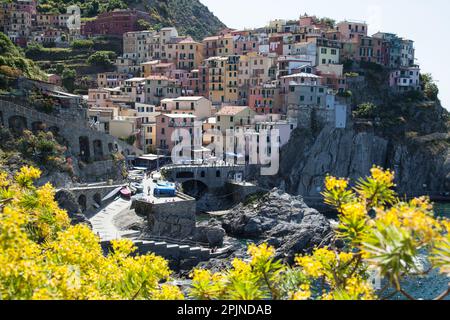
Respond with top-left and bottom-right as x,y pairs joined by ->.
137,19 -> 154,31
421,73 -> 439,101
87,51 -> 116,68
61,68 -> 76,92
71,39 -> 94,50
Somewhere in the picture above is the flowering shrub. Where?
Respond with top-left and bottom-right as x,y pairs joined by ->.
1,165 -> 449,300
190,166 -> 450,300
0,167 -> 183,300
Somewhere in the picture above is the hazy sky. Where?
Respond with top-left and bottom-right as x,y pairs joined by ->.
200,0 -> 449,109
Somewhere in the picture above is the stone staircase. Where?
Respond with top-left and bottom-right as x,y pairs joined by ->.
89,198 -> 131,241
132,240 -> 212,260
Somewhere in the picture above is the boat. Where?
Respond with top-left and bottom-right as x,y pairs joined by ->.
130,182 -> 144,194
101,186 -> 124,202
120,187 -> 132,199
154,181 -> 176,197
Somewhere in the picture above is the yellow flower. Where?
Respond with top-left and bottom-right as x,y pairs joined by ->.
0,172 -> 10,189
15,166 -> 41,187
370,166 -> 395,185
325,176 -> 348,192
340,202 -> 367,220
248,243 -> 275,265
296,255 -> 324,278
291,284 -> 311,300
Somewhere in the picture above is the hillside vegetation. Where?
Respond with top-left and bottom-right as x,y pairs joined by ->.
36,0 -> 226,40
0,32 -> 47,88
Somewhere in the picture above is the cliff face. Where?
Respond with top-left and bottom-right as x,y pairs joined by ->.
262,100 -> 450,201
278,125 -> 388,197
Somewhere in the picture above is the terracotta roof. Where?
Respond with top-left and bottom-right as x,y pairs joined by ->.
216,106 -> 249,116
179,37 -> 200,44
203,36 -> 219,41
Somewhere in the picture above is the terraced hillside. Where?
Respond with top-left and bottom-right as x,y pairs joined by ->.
37,0 -> 226,40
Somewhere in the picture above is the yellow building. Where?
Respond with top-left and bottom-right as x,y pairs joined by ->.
177,38 -> 204,70
215,106 -> 256,133
203,34 -> 234,58
316,38 -> 341,65
217,34 -> 235,56
238,52 -> 275,87
206,55 -> 240,105
214,106 -> 256,150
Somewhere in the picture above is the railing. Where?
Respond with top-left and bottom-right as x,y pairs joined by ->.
163,162 -> 245,169
138,234 -> 211,248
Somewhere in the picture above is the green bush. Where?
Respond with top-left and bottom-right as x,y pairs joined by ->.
87,51 -> 116,68
421,73 -> 439,101
353,102 -> 378,119
71,39 -> 94,50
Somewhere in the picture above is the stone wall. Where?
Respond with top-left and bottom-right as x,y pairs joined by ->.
0,99 -> 142,182
132,195 -> 197,239
63,184 -> 126,214
163,165 -> 246,189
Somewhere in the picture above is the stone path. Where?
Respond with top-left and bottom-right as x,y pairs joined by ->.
89,198 -> 133,241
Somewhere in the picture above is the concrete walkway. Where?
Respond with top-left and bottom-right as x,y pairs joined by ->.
89,198 -> 132,241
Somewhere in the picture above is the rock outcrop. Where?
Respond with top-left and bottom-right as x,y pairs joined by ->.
193,220 -> 226,248
222,188 -> 332,263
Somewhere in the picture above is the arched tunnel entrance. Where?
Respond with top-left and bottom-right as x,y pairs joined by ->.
79,136 -> 90,162
78,195 -> 87,213
8,115 -> 27,135
181,180 -> 209,200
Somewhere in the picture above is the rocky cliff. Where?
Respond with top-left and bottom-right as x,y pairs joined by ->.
221,189 -> 332,263
263,98 -> 450,203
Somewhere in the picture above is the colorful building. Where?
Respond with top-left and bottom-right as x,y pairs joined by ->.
155,113 -> 197,153
160,96 -> 213,120
144,76 -> 181,106
177,38 -> 204,70
81,9 -> 151,37
206,55 -> 240,105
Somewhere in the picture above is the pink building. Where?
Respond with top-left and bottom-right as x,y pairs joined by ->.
233,35 -> 259,55
155,113 -> 197,153
248,83 -> 281,115
336,21 -> 368,42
